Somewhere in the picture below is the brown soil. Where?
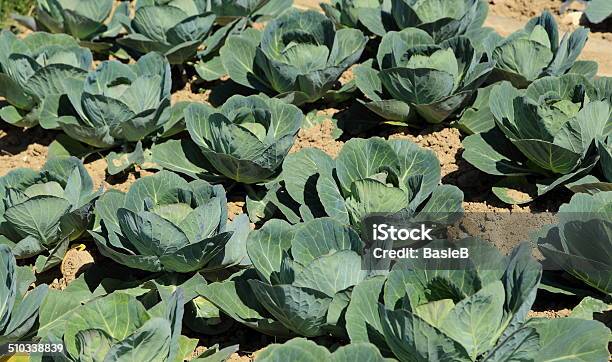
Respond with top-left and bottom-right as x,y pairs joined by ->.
228,200 -> 246,221
385,125 -> 567,254
59,245 -> 94,282
388,126 -> 462,178
190,347 -> 253,362
488,0 -> 565,20
172,76 -> 211,105
48,244 -> 96,290
228,354 -> 252,362
0,126 -> 52,175
528,309 -> 572,319
290,111 -> 344,157
339,66 -> 356,86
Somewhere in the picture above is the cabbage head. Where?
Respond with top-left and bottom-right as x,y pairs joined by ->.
255,137 -> 463,228
49,52 -> 171,151
489,11 -> 596,88
0,31 -> 92,129
322,0 -> 489,42
537,192 -> 611,296
32,0 -> 128,51
151,94 -> 303,184
220,10 -> 367,105
0,157 -> 100,272
198,217 -> 367,337
463,74 -> 611,204
91,171 -> 250,273
355,28 -> 493,125
118,0 -> 216,64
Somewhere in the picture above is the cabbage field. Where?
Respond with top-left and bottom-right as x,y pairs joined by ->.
0,0 -> 611,361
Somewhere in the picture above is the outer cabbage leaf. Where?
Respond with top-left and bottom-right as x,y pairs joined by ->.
322,0 -> 490,43
254,337 -> 392,362
31,0 -> 128,52
346,238 -> 611,361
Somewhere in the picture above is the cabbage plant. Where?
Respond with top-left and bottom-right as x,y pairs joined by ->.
321,0 -> 489,42
0,31 -> 92,129
45,52 -> 172,174
345,239 -> 612,361
199,217 -> 367,337
0,245 -> 48,344
193,0 -> 293,80
537,192 -> 611,296
463,74 -> 611,204
91,171 -> 250,273
0,157 -> 100,272
220,10 -> 367,105
256,138 -> 463,227
152,94 -> 303,184
488,11 -> 595,88
31,289 -> 200,362
355,28 -> 494,125
31,0 -> 128,51
118,0 -> 216,64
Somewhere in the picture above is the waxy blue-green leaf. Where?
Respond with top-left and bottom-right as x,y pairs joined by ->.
585,0 -> 612,24
249,281 -> 332,337
220,10 -> 366,105
52,53 -> 171,165
30,0 -> 127,53
183,95 -> 303,184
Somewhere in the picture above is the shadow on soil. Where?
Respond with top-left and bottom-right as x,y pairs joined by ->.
0,121 -> 57,155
